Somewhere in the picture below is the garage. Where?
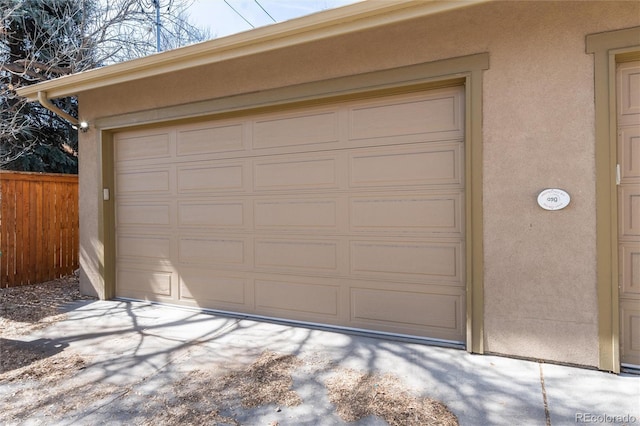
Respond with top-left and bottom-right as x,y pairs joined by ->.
113,86 -> 466,343
15,0 -> 640,371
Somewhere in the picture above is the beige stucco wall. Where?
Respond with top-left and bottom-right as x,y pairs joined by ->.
77,1 -> 640,367
77,126 -> 101,299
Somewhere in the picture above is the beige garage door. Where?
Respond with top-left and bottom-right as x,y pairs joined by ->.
618,61 -> 640,367
113,86 -> 466,343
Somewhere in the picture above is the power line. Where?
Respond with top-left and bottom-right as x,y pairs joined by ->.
223,0 -> 255,28
254,0 -> 276,23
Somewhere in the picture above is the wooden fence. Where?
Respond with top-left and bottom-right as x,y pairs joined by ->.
0,171 -> 79,288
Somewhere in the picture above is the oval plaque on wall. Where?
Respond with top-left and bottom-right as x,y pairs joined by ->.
537,188 -> 571,211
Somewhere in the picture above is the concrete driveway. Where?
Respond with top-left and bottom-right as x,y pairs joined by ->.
1,300 -> 639,425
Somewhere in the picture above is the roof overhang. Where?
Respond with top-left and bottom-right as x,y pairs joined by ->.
17,0 -> 490,101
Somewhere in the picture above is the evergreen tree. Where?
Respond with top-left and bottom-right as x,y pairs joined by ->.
1,0 -> 91,173
0,0 -> 208,174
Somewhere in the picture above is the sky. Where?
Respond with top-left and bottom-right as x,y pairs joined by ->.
186,0 -> 362,39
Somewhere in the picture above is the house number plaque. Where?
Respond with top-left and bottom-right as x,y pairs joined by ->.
537,188 -> 570,211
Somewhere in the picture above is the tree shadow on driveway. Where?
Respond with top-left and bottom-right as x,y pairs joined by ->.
2,299 -> 638,425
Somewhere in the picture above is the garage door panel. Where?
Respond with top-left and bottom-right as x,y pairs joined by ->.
178,200 -> 248,229
177,122 -> 246,156
254,197 -> 341,231
254,155 -> 340,191
177,162 -> 247,193
255,278 -> 340,317
619,185 -> 640,237
349,143 -> 463,188
115,130 -> 172,162
116,266 -> 174,299
349,283 -> 464,341
116,168 -> 172,194
117,202 -> 172,227
179,268 -> 247,307
620,243 -> 640,297
350,240 -> 462,283
117,234 -> 172,262
253,110 -> 339,149
618,126 -> 640,180
178,236 -> 248,267
350,193 -> 463,236
618,64 -> 640,126
348,90 -> 463,141
254,238 -> 340,273
620,300 -> 640,365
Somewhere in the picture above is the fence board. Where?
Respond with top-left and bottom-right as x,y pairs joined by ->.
15,179 -> 25,285
44,179 -> 53,280
71,183 -> 79,271
1,178 -> 7,284
5,180 -> 16,287
28,180 -> 36,283
2,181 -> 16,286
48,181 -> 58,279
0,171 -> 79,288
33,181 -> 43,283
50,182 -> 57,278
60,183 -> 67,275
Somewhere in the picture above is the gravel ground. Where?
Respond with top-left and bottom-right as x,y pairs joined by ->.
1,275 -> 94,338
0,277 -> 459,425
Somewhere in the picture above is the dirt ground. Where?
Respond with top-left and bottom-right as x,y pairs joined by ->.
0,275 -> 93,339
0,277 -> 459,425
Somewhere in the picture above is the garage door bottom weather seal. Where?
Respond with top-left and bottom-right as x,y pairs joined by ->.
114,297 -> 465,350
621,363 -> 640,375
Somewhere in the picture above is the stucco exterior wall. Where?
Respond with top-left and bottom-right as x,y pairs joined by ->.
78,1 -> 640,367
77,126 -> 101,299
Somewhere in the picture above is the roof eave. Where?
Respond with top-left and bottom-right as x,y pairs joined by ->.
16,0 -> 490,101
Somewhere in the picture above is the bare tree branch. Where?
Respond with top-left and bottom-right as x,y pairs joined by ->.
1,0 -> 209,172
